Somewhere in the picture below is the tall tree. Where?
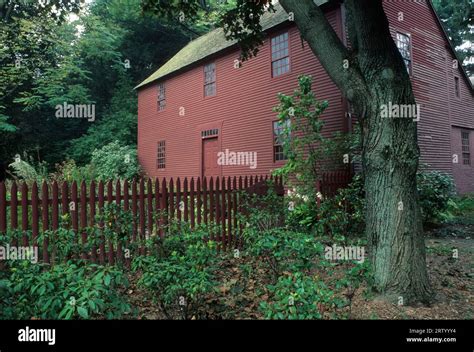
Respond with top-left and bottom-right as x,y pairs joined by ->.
432,0 -> 473,76
142,0 -> 433,303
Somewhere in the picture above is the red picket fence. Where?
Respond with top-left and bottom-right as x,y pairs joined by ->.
0,175 -> 284,264
0,171 -> 353,265
317,170 -> 353,198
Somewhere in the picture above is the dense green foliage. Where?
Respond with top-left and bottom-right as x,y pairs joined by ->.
91,141 -> 140,181
132,225 -> 219,319
0,261 -> 131,320
417,171 -> 457,224
432,0 -> 473,76
0,0 -> 195,178
273,75 -> 328,196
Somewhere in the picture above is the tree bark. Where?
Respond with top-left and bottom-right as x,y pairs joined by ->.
279,0 -> 432,304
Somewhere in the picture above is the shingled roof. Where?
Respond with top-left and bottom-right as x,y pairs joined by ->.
135,1 -> 328,89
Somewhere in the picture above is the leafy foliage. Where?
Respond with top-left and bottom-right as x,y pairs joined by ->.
0,261 -> 131,320
259,272 -> 342,320
133,226 -> 218,319
417,171 -> 456,224
273,75 -> 328,197
90,141 -> 140,181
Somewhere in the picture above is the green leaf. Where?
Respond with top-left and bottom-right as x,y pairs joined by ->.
77,306 -> 89,319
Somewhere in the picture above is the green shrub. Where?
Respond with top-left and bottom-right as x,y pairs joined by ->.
91,141 -> 140,181
0,261 -> 131,320
133,226 -> 218,319
51,160 -> 96,183
259,272 -> 344,320
417,171 -> 456,224
314,174 -> 365,238
439,195 -> 474,225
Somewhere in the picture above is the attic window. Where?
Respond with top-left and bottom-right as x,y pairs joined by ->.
158,83 -> 166,111
396,32 -> 412,74
271,32 -> 290,77
204,63 -> 216,97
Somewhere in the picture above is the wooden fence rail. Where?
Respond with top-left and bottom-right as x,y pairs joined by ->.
0,171 -> 352,265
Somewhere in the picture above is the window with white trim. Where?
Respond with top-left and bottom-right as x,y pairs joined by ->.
271,32 -> 290,77
396,32 -> 412,74
157,140 -> 166,169
462,131 -> 470,166
204,63 -> 216,97
158,83 -> 166,111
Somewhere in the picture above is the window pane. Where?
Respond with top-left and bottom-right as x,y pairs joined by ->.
157,140 -> 166,169
396,32 -> 411,73
271,32 -> 290,76
158,83 -> 166,111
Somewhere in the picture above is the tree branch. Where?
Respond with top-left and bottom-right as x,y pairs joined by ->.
278,0 -> 368,109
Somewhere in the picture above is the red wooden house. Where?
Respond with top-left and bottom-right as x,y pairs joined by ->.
136,0 -> 474,194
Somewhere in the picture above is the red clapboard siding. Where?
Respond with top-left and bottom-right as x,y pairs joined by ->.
138,8 -> 345,180
383,0 -> 474,193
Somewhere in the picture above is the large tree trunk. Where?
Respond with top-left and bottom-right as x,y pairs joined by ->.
279,0 -> 433,304
361,85 -> 432,304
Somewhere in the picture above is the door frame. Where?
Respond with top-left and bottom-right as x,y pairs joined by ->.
197,121 -> 224,179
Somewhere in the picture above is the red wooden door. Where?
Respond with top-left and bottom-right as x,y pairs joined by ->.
202,138 -> 221,177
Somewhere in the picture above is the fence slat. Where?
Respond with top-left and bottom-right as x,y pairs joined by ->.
106,181 -> 115,264
31,182 -> 39,248
52,181 -> 59,231
161,178 -> 167,238
190,178 -> 195,228
10,182 -> 18,247
139,179 -> 145,256
98,181 -> 105,264
123,180 -> 129,266
0,183 -> 6,234
147,178 -> 153,242
203,177 -> 208,225
89,180 -> 96,263
80,181 -> 87,260
169,178 -> 175,225
221,177 -> 226,250
196,178 -> 202,226
116,180 -> 123,263
42,181 -> 50,263
154,178 -> 160,236
184,178 -> 189,224
21,182 -> 29,246
227,177 -> 232,248
214,177 -> 220,247
131,179 -> 137,246
71,182 -> 78,260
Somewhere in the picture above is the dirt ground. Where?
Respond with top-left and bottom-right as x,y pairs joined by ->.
129,223 -> 474,320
